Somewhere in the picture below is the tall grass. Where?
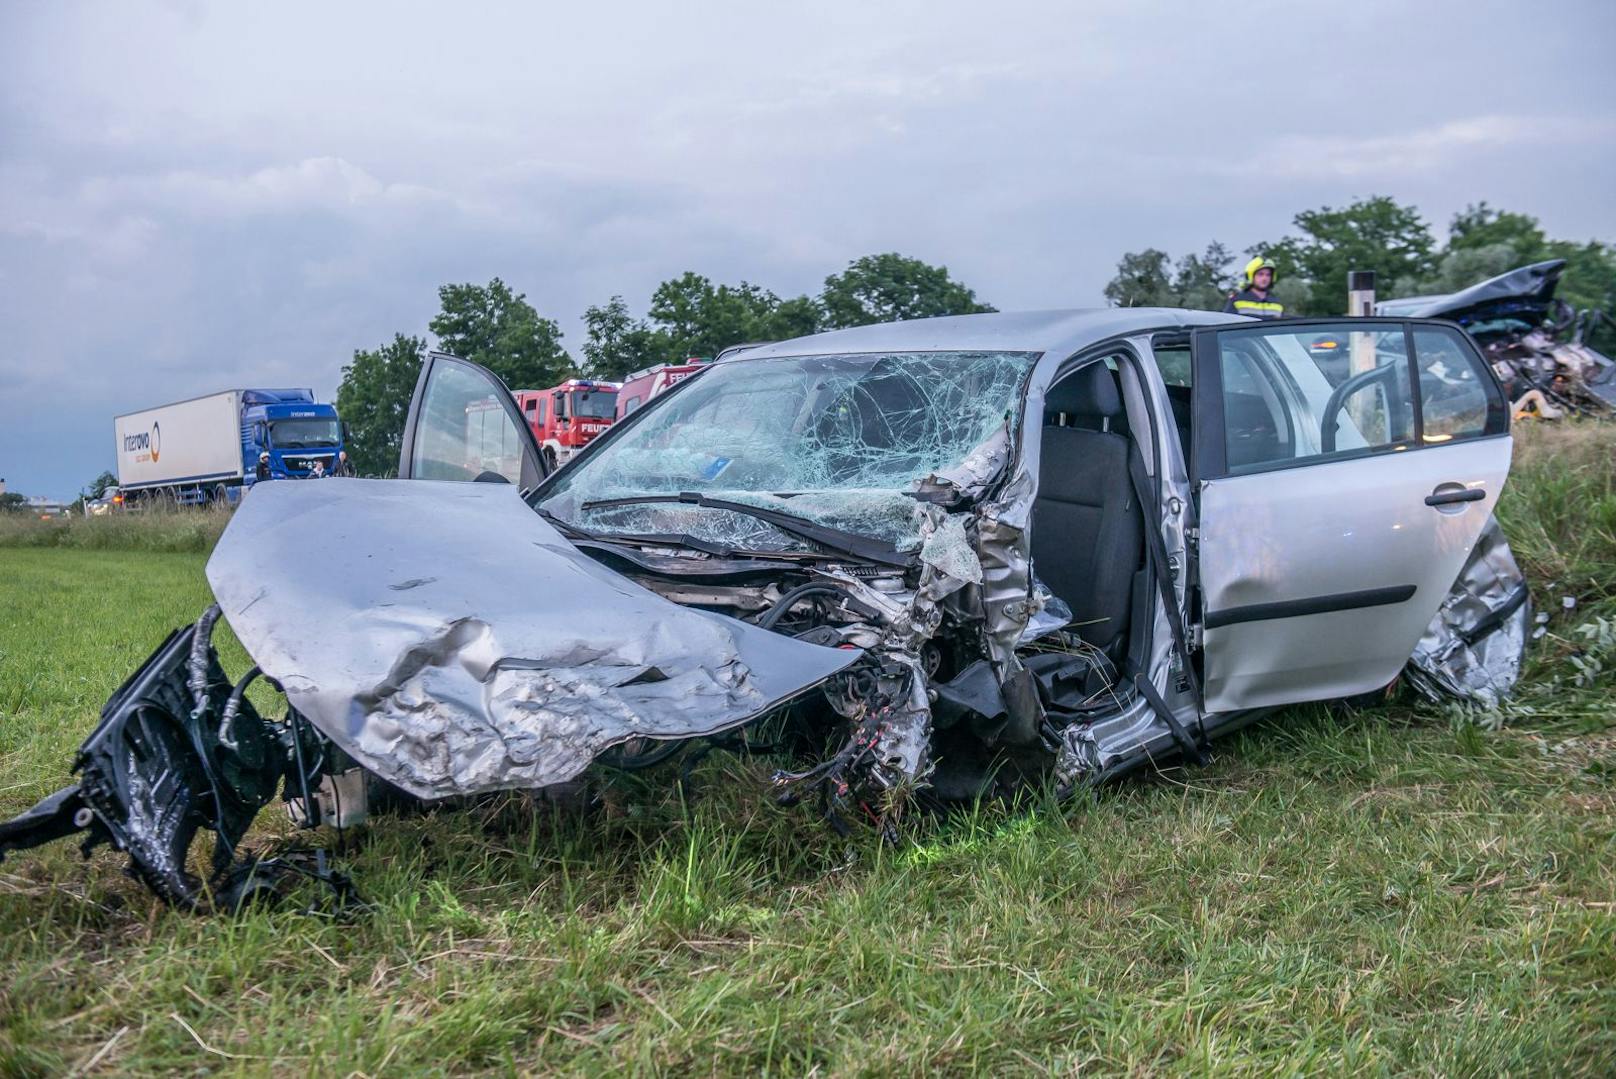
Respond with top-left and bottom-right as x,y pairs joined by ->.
0,422 -> 1611,1073
0,504 -> 232,553
1496,420 -> 1616,611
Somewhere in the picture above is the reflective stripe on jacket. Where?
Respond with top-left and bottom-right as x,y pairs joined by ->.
1223,289 -> 1284,319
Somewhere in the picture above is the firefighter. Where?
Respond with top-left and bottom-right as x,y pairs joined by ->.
1224,256 -> 1285,320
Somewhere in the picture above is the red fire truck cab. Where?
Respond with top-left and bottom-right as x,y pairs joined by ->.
614,361 -> 706,420
512,379 -> 620,468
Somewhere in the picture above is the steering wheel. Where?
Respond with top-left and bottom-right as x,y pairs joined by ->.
1320,363 -> 1402,453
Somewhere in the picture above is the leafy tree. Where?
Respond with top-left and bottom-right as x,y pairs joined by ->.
1170,242 -> 1238,311
1103,248 -> 1173,308
1103,243 -> 1236,310
819,253 -> 994,329
335,334 -> 428,476
1259,196 -> 1438,315
1546,240 -> 1616,314
0,492 -> 28,513
429,278 -> 574,390
646,273 -> 816,358
580,296 -> 664,380
1447,202 -> 1548,261
771,294 -> 824,340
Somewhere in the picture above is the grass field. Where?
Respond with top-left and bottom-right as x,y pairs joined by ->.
2,427 -> 1614,1075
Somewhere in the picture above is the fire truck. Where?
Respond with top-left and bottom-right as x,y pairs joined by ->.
512,379 -> 620,468
614,361 -> 706,420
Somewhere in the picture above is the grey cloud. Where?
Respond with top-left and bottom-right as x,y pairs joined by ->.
2,0 -> 1613,499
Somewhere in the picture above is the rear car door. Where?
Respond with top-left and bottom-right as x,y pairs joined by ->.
397,351 -> 550,489
1190,318 -> 1511,711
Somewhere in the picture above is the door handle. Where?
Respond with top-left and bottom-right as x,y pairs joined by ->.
1425,486 -> 1485,507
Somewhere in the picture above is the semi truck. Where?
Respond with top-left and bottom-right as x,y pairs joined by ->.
512,378 -> 619,468
114,388 -> 345,505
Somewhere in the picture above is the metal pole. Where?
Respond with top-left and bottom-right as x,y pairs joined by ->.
1346,270 -> 1381,438
1347,270 -> 1377,317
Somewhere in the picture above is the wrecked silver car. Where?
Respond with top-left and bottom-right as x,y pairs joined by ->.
0,310 -> 1532,906
1378,259 -> 1616,418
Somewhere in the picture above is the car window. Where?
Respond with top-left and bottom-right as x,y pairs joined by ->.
1412,325 -> 1501,441
1154,346 -> 1192,388
1216,324 -> 1414,474
411,361 -> 527,483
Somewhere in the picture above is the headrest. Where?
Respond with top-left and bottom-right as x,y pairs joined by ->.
1045,364 -> 1122,419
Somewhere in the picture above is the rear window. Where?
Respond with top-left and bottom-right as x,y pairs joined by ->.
1204,321 -> 1505,476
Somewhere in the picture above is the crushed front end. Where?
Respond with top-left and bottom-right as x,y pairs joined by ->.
0,608 -> 344,910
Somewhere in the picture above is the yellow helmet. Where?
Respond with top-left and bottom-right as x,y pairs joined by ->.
1243,256 -> 1277,286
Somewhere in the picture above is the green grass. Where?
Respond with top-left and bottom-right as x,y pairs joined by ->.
2,426 -> 1614,1075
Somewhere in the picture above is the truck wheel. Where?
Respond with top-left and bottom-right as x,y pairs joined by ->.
543,447 -> 558,472
213,484 -> 229,506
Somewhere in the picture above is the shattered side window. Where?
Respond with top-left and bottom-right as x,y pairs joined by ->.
540,351 -> 1039,551
1412,326 -> 1504,441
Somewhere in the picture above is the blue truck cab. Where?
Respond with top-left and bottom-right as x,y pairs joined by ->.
245,387 -> 344,481
241,389 -> 345,494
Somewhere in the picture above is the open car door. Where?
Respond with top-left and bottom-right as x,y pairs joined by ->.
1189,318 -> 1512,712
397,351 -> 550,489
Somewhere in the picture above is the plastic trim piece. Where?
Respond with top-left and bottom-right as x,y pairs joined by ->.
1204,584 -> 1417,629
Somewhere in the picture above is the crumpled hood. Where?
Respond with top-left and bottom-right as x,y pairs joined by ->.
207,479 -> 861,799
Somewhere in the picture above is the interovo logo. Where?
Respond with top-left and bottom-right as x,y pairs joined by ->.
122,422 -> 161,462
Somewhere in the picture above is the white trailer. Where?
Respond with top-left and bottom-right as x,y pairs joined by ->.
114,391 -> 245,498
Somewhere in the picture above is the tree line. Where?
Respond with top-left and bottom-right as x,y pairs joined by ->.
336,253 -> 993,474
333,198 -> 1615,476
1104,197 -> 1616,331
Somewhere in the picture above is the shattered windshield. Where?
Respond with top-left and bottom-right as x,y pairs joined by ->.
540,350 -> 1038,552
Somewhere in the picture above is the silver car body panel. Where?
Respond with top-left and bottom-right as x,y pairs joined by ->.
1406,515 -> 1531,706
1198,437 -> 1513,711
207,479 -> 861,799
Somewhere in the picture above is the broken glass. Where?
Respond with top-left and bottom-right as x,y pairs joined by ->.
540,351 -> 1039,552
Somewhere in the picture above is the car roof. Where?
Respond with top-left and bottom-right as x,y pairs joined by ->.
734,307 -> 1248,361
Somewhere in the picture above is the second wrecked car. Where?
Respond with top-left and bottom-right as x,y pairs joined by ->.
0,309 -> 1533,905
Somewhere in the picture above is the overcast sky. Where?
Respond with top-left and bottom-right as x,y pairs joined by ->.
3,0 -> 1613,499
